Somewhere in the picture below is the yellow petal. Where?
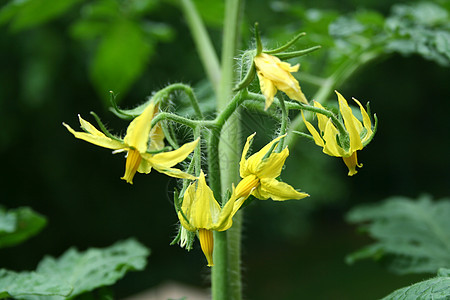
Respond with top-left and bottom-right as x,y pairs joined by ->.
121,149 -> 142,184
256,71 -> 277,110
252,185 -> 270,200
254,53 -> 307,104
149,122 -> 165,150
255,54 -> 292,83
239,133 -> 256,178
279,61 -> 299,73
178,213 -> 196,232
213,189 -> 241,231
136,158 -> 153,174
245,135 -> 285,175
234,174 -> 260,199
255,148 -> 289,179
142,139 -> 199,168
273,74 -> 308,104
198,229 -> 214,267
123,101 -> 156,153
180,180 -> 196,220
322,119 -> 346,157
63,121 -> 124,150
353,97 -> 373,143
191,171 -> 220,229
302,111 -> 325,147
152,165 -> 197,180
335,91 -> 363,152
342,151 -> 363,176
259,177 -> 309,201
312,102 -> 329,133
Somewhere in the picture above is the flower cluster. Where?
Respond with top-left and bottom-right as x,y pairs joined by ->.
254,53 -> 308,110
302,91 -> 376,176
63,99 -> 199,184
63,30 -> 376,267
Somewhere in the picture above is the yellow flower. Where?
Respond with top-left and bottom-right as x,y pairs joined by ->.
234,133 -> 309,201
302,91 -> 375,176
63,100 -> 198,183
178,171 -> 244,267
253,52 -> 308,110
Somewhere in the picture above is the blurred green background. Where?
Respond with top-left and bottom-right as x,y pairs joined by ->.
1,0 -> 449,299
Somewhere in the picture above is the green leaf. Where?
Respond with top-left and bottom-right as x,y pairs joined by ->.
0,206 -> 47,249
0,0 -> 83,32
381,268 -> 450,300
90,20 -> 154,103
346,195 -> 450,274
193,0 -> 224,28
0,238 -> 150,299
0,269 -> 73,299
385,2 -> 450,67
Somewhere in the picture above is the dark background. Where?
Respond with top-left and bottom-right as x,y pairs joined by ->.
1,0 -> 449,299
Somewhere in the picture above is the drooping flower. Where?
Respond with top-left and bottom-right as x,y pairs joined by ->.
63,100 -> 198,183
234,133 -> 309,201
253,52 -> 308,110
178,171 -> 244,267
302,91 -> 376,176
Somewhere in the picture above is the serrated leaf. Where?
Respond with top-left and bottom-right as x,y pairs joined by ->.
0,238 -> 150,299
90,20 -> 154,104
346,195 -> 450,274
381,268 -> 450,300
0,0 -> 83,32
37,238 -> 150,299
0,207 -> 47,249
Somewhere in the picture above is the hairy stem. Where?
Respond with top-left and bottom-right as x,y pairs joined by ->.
212,0 -> 243,299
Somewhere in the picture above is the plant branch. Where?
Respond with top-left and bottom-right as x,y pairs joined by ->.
179,0 -> 221,94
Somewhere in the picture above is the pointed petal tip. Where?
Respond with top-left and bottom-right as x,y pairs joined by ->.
121,176 -> 134,184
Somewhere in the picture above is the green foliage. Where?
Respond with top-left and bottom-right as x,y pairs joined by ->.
0,0 -> 82,32
0,207 -> 46,249
89,19 -> 154,103
0,238 -> 150,299
381,268 -> 450,300
0,0 -> 174,105
0,270 -> 72,299
70,0 -> 174,104
272,2 -> 450,88
385,2 -> 450,67
346,195 -> 450,275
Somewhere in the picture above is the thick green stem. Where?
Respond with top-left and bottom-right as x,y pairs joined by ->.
212,0 -> 243,299
179,0 -> 221,94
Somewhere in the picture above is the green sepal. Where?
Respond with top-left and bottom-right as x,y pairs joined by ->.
292,130 -> 315,142
254,22 -> 263,55
109,91 -> 150,120
265,32 -> 306,54
233,59 -> 256,92
362,113 -> 378,147
145,146 -> 172,155
185,230 -> 195,251
262,139 -> 278,160
274,45 -> 322,60
89,111 -> 123,142
170,227 -> 182,246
